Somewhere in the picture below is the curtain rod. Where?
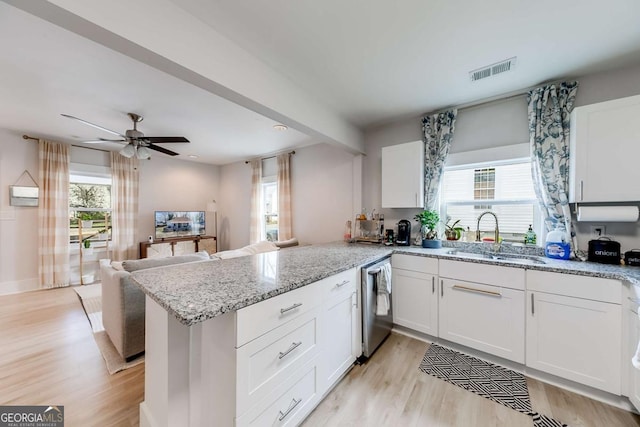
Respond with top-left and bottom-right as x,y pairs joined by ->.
244,150 -> 295,164
23,134 -> 111,153
429,78 -> 569,116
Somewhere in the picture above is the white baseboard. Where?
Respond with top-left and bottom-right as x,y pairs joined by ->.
139,402 -> 157,427
0,277 -> 39,296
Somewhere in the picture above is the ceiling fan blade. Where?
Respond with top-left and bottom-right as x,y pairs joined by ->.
61,114 -> 126,138
144,136 -> 190,143
80,138 -> 127,144
147,143 -> 180,156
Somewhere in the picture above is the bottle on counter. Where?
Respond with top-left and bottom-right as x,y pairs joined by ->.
344,220 -> 352,241
524,225 -> 537,245
545,228 -> 571,260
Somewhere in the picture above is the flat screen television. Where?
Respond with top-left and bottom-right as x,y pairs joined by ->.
154,211 -> 205,240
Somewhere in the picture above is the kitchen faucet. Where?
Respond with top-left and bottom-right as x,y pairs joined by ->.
476,211 -> 500,251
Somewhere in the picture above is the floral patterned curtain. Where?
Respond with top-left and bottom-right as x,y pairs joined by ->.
422,109 -> 457,210
527,81 -> 579,241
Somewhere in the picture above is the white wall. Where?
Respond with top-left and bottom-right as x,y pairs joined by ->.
0,130 -> 40,294
218,143 -> 356,250
363,61 -> 640,249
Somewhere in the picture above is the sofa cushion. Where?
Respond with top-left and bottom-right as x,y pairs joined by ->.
122,251 -> 210,272
213,248 -> 252,260
243,240 -> 279,254
274,238 -> 299,248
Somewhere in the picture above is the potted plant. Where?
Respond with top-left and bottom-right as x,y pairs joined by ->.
444,218 -> 465,241
79,213 -> 93,229
414,209 -> 441,248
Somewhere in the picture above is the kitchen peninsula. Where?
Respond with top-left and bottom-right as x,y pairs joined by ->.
132,242 -> 640,426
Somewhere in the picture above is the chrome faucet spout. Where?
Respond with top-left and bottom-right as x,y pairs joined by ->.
476,211 -> 500,251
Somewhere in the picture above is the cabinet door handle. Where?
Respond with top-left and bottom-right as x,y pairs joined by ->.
278,341 -> 302,359
415,193 -> 418,206
278,398 -> 302,421
452,284 -> 502,298
280,302 -> 302,314
336,280 -> 350,288
440,280 -> 444,297
531,293 -> 535,315
580,180 -> 584,201
432,277 -> 435,294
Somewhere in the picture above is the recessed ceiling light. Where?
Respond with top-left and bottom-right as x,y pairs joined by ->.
188,154 -> 198,159
273,124 -> 288,131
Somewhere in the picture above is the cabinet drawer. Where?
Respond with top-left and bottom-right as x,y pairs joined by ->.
237,308 -> 320,415
440,260 -> 524,290
237,281 -> 323,347
392,254 -> 438,274
320,268 -> 357,298
236,361 -> 320,427
526,270 -> 622,304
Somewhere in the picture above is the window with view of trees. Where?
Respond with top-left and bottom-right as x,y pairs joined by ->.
440,161 -> 537,240
261,181 -> 278,242
69,173 -> 112,245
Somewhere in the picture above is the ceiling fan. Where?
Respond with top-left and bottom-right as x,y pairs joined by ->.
62,112 -> 190,159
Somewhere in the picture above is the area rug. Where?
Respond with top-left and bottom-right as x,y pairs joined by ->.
74,284 -> 144,375
419,344 -> 568,427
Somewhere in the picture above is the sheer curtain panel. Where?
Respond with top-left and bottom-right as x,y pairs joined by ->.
249,159 -> 262,244
111,153 -> 139,261
422,109 -> 458,210
38,140 -> 70,288
277,153 -> 292,241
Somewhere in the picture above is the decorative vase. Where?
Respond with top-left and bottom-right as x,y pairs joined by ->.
421,239 -> 442,249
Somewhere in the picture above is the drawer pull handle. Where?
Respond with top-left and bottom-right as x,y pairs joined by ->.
452,284 -> 502,298
278,397 -> 302,421
280,303 -> 303,314
336,280 -> 350,288
278,341 -> 302,359
432,277 -> 435,294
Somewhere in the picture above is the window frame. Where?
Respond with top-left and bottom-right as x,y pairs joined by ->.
69,163 -> 112,248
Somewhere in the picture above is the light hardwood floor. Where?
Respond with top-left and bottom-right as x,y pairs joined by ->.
2,287 -> 639,427
0,286 -> 143,426
304,333 -> 640,427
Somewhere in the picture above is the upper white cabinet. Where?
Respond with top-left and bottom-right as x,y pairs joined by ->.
381,141 -> 424,208
569,94 -> 640,202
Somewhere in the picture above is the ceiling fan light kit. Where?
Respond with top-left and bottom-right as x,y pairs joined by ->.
62,112 -> 190,159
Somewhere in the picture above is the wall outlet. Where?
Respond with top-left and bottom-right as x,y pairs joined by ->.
589,225 -> 606,238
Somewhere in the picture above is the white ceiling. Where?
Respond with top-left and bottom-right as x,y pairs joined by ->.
2,0 -> 640,164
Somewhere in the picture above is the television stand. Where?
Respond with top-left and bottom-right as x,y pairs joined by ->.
139,235 -> 216,259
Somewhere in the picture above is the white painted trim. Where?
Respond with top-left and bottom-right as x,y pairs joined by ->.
0,278 -> 40,296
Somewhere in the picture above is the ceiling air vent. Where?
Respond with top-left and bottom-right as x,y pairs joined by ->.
470,57 -> 517,82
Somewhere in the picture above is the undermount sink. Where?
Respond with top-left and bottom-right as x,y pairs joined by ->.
445,249 -> 546,265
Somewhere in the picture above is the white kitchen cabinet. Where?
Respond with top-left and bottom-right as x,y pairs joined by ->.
569,94 -> 640,203
629,305 -> 640,411
526,271 -> 622,394
391,254 -> 439,336
322,284 -> 359,389
381,140 -> 424,208
439,278 -> 525,363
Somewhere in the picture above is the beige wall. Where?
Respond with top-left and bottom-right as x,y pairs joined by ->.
0,133 -> 220,295
218,143 -> 357,250
363,61 -> 640,250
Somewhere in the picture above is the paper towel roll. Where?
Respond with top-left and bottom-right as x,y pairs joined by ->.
577,206 -> 639,222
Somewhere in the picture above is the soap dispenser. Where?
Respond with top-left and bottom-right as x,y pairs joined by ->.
524,225 -> 537,245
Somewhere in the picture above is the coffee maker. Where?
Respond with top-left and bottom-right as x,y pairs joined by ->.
396,220 -> 411,246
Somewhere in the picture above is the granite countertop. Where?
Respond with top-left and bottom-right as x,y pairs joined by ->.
131,241 -> 640,326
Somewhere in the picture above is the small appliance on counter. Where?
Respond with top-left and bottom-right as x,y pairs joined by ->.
588,237 -> 621,264
396,220 -> 411,246
625,250 -> 640,267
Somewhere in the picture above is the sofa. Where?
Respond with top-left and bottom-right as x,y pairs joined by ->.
99,240 -> 289,360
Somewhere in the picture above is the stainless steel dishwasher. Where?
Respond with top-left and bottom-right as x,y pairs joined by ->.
361,256 -> 393,358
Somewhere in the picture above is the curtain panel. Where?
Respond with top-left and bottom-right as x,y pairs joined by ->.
38,140 -> 70,288
277,153 -> 292,241
422,109 -> 458,210
527,81 -> 579,241
249,159 -> 262,244
110,153 -> 139,261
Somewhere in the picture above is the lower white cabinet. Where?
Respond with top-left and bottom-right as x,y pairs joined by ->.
526,271 -> 622,395
629,304 -> 640,411
438,278 -> 525,363
391,254 -> 439,336
321,277 -> 359,389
